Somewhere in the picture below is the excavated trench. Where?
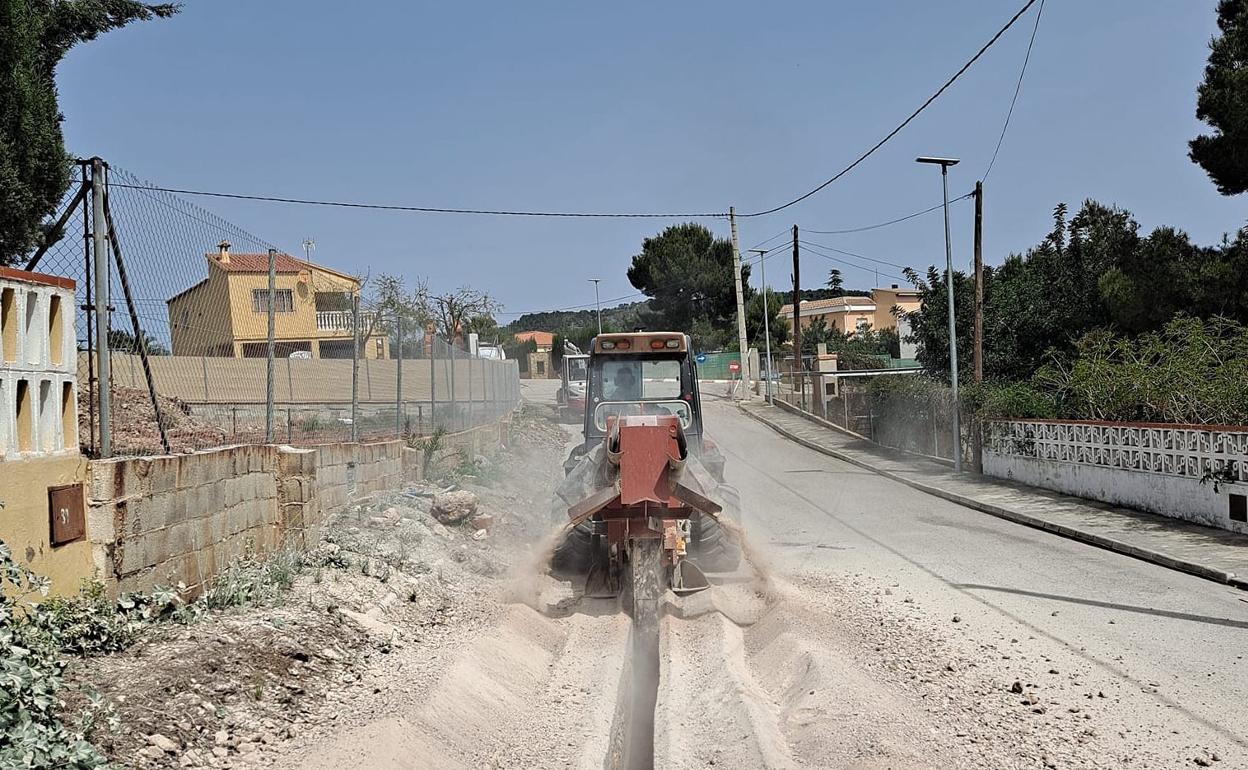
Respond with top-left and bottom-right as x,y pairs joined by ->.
604,538 -> 664,770
603,621 -> 661,770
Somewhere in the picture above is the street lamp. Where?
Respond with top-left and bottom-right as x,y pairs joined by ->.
588,278 -> 603,336
916,156 -> 962,472
749,248 -> 773,404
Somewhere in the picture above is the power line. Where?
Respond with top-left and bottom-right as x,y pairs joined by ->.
739,0 -> 1039,218
495,291 -> 648,317
746,228 -> 792,252
798,241 -> 908,283
983,0 -> 1045,181
109,183 -> 728,220
798,239 -> 908,270
803,192 -> 974,234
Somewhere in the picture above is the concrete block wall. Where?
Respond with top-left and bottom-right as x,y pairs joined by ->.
87,445 -> 283,594
60,411 -> 513,597
312,440 -> 404,515
0,267 -> 78,459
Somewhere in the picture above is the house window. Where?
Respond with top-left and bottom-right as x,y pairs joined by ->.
252,288 -> 294,313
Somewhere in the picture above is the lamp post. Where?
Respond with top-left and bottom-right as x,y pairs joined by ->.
749,248 -> 773,403
589,278 -> 603,335
916,156 -> 962,472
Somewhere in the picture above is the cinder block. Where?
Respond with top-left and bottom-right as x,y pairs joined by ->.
117,536 -> 147,575
88,460 -> 118,501
149,458 -> 179,494
86,501 -> 116,544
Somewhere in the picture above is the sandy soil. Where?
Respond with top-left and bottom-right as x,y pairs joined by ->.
70,394 -> 1240,769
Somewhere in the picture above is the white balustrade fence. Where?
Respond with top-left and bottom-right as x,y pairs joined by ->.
983,419 -> 1248,534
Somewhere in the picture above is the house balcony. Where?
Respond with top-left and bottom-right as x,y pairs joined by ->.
315,310 -> 376,335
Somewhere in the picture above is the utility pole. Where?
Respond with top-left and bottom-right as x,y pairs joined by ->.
91,158 -> 111,457
589,278 -> 603,335
729,206 -> 751,398
791,225 -> 803,412
265,248 -> 276,443
749,248 -> 773,404
972,181 -> 985,473
916,155 -> 962,472
973,181 -> 984,384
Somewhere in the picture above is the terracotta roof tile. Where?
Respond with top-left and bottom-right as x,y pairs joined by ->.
206,252 -> 305,273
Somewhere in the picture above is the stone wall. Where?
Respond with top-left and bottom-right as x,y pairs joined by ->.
983,419 -> 1248,535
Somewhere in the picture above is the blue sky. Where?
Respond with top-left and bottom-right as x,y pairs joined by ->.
58,1 -> 1244,320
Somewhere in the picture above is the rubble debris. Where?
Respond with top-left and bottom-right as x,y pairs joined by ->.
432,490 -> 480,524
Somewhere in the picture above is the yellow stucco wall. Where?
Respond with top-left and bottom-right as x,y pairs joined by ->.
0,454 -> 93,597
169,265 -> 235,356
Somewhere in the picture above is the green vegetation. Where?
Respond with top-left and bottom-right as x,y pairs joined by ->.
1190,0 -> 1248,196
0,0 -> 178,265
1,540 -> 304,769
626,224 -> 748,350
876,316 -> 1248,427
907,201 -> 1248,384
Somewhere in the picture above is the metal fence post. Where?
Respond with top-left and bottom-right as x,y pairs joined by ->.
265,248 -> 276,442
91,158 -> 112,457
467,350 -> 474,428
429,333 -> 437,431
351,292 -> 359,442
395,315 -> 403,437
448,338 -> 457,430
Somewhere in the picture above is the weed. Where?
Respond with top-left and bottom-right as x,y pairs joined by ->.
0,542 -> 112,769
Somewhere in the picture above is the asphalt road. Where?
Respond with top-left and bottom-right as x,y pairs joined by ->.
697,392 -> 1248,756
523,377 -> 1248,761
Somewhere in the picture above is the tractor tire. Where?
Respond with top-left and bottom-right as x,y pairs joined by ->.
550,520 -> 596,573
690,511 -> 740,572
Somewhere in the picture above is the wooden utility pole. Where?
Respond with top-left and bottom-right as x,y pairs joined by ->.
791,225 -> 803,411
729,207 -> 751,399
972,181 -> 985,474
973,181 -> 984,384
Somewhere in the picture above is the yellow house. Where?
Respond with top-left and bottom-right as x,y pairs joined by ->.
780,286 -> 921,336
167,242 -> 389,359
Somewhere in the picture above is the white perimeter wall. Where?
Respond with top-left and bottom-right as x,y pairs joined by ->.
983,420 -> 1248,536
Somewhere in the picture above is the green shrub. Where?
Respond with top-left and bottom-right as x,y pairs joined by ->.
0,544 -> 111,769
961,380 -> 1058,421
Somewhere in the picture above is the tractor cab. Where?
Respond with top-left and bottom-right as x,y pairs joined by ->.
579,332 -> 704,448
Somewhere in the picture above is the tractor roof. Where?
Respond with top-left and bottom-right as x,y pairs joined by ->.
592,332 -> 688,354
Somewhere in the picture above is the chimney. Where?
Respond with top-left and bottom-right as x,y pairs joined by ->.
217,240 -> 231,264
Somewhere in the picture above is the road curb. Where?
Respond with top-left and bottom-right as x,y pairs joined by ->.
740,404 -> 1243,589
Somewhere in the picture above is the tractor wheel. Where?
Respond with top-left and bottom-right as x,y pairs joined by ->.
690,511 -> 740,572
550,521 -> 596,573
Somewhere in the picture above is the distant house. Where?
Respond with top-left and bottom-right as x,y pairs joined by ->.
513,330 -> 555,378
779,286 -> 921,336
166,242 -> 389,359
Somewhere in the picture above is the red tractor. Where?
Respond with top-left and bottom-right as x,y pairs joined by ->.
553,332 -> 740,606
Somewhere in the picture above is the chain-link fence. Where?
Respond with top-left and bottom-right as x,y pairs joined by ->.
25,159 -> 520,457
771,364 -> 966,462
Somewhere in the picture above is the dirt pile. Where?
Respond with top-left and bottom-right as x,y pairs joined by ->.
64,403 -> 574,769
79,386 -> 234,455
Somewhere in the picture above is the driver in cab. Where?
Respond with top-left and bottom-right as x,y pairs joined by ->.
607,366 -> 641,401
